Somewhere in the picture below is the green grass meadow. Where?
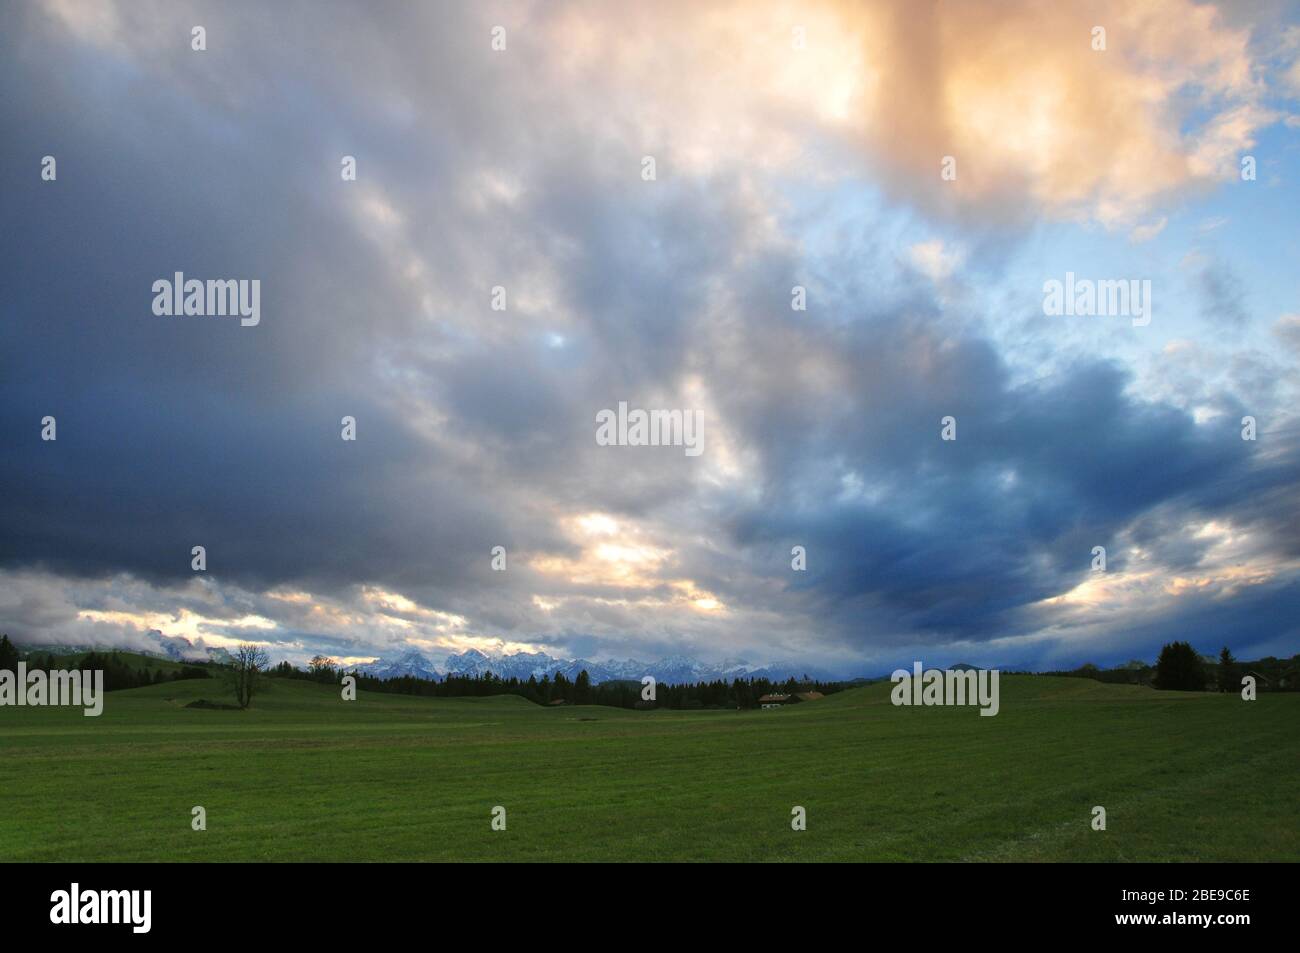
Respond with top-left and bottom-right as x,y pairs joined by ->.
1,675 -> 1295,861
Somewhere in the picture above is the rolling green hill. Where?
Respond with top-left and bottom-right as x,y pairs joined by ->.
0,675 -> 1294,861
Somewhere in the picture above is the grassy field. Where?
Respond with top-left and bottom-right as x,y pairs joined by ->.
1,675 -> 1295,861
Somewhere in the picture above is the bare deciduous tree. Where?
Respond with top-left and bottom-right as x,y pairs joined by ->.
230,643 -> 270,709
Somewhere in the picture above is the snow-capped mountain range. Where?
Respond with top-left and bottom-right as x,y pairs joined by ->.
360,648 -> 833,685
17,631 -> 235,665
155,634 -> 234,665
18,634 -> 847,683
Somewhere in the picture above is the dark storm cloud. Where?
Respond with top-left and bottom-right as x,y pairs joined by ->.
704,304 -> 1293,649
0,3 -> 544,589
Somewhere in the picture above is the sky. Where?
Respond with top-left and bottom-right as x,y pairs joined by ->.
2,0 -> 1299,676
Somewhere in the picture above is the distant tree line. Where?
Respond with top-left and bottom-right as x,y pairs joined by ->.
269,654 -> 846,709
0,636 -> 212,691
1043,641 -> 1300,692
0,635 -> 18,673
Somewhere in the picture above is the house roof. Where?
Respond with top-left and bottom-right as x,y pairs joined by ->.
757,693 -> 790,703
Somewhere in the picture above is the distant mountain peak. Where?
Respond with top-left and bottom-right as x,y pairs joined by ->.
359,647 -> 836,685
